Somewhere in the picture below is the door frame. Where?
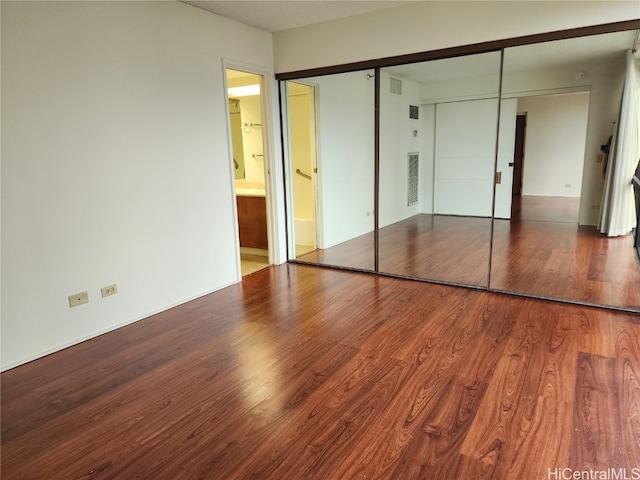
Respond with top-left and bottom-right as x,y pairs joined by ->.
223,59 -> 284,279
511,113 -> 527,199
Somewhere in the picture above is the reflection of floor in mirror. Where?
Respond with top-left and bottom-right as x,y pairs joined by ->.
511,195 -> 580,223
241,255 -> 269,277
296,194 -> 640,309
492,195 -> 640,309
297,214 -> 492,286
491,220 -> 640,309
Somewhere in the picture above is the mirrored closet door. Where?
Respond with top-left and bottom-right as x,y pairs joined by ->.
377,52 -> 501,287
490,30 -> 640,311
280,22 -> 640,312
283,70 -> 376,272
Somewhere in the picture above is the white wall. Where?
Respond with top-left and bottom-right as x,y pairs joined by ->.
308,71 -> 375,249
379,71 -> 421,228
274,1 -> 639,73
518,93 -> 590,197
1,2 -> 278,369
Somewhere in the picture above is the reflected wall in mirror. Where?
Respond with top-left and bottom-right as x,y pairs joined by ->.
286,71 -> 376,271
378,52 -> 501,286
491,30 -> 640,310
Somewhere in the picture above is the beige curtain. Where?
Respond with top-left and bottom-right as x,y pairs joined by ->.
599,50 -> 640,237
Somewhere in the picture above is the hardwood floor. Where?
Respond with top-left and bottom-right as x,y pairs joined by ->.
2,264 -> 639,479
295,196 -> 640,310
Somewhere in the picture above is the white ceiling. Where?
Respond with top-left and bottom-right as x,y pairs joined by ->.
183,1 -> 638,81
182,0 -> 416,33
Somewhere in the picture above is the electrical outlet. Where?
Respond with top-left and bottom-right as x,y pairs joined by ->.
101,284 -> 118,298
68,291 -> 88,308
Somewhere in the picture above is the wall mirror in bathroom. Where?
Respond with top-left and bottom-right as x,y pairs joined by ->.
227,69 -> 265,186
283,70 -> 376,272
228,98 -> 246,180
490,29 -> 640,311
377,51 -> 501,287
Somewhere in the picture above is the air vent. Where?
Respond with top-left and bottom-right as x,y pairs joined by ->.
390,77 -> 402,95
407,153 -> 419,206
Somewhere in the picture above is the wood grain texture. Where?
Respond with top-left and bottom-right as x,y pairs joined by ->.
570,353 -> 623,470
491,196 -> 640,310
236,195 -> 268,249
2,264 -> 639,479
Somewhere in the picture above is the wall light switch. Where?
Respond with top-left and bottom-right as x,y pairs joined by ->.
69,291 -> 88,308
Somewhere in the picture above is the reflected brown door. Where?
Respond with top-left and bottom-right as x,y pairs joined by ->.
512,114 -> 526,197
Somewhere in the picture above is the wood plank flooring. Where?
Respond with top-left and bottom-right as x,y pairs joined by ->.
2,264 -> 640,479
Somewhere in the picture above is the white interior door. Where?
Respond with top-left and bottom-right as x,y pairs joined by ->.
495,98 -> 518,219
434,99 -> 498,217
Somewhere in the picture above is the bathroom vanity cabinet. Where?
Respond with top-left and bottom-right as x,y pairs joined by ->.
236,195 -> 268,250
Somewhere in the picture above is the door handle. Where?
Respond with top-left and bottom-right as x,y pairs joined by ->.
508,162 -> 514,167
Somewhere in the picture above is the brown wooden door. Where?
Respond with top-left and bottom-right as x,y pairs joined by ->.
512,114 -> 526,196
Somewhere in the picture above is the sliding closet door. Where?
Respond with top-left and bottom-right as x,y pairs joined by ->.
285,70 -> 376,271
377,52 -> 501,287
490,30 -> 640,310
434,99 -> 497,217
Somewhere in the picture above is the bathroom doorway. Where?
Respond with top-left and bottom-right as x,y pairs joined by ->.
287,81 -> 318,257
227,68 -> 270,276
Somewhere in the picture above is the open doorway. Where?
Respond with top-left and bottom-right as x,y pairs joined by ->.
227,68 -> 270,276
511,113 -> 527,198
286,81 -> 318,257
510,91 -> 590,224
